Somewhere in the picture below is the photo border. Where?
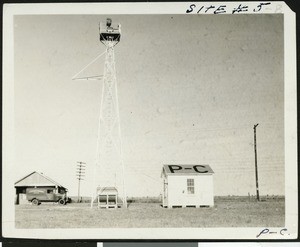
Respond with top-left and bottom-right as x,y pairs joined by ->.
2,1 -> 297,240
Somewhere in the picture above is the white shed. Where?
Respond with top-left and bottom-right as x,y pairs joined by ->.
161,164 -> 214,208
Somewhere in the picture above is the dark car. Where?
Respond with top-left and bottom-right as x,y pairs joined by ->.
26,187 -> 68,206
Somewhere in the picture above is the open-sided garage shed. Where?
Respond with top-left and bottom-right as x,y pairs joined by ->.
15,171 -> 68,205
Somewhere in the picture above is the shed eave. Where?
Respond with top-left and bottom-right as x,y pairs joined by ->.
165,172 -> 214,176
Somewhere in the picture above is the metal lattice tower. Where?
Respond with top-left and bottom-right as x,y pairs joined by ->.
90,19 -> 127,208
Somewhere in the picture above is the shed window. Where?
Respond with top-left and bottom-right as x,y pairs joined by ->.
187,179 -> 194,194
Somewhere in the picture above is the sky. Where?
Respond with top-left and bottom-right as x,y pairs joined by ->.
13,14 -> 284,197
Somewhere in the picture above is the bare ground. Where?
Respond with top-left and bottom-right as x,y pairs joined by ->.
15,197 -> 284,228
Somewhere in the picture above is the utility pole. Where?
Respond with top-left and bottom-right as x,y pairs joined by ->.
253,124 -> 260,201
76,161 -> 86,203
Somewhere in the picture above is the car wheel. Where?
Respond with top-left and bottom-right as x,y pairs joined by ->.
58,199 -> 66,205
32,199 -> 39,206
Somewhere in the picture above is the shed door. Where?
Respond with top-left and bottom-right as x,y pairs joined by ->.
18,193 -> 27,204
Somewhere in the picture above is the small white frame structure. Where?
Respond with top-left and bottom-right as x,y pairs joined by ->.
161,164 -> 214,208
97,187 -> 118,209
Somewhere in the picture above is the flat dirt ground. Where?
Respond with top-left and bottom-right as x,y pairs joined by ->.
15,197 -> 284,228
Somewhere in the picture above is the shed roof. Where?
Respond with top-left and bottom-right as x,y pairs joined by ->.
162,164 -> 214,176
97,187 -> 118,195
15,171 -> 66,189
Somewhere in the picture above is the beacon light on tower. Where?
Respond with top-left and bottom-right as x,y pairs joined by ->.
99,18 -> 121,43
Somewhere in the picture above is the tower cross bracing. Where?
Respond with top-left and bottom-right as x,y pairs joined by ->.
72,19 -> 126,208
77,19 -> 127,208
93,20 -> 127,208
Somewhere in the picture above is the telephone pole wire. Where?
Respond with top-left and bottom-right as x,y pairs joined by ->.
76,161 -> 86,203
253,124 -> 260,201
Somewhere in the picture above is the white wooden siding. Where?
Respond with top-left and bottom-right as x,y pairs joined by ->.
167,175 -> 214,207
